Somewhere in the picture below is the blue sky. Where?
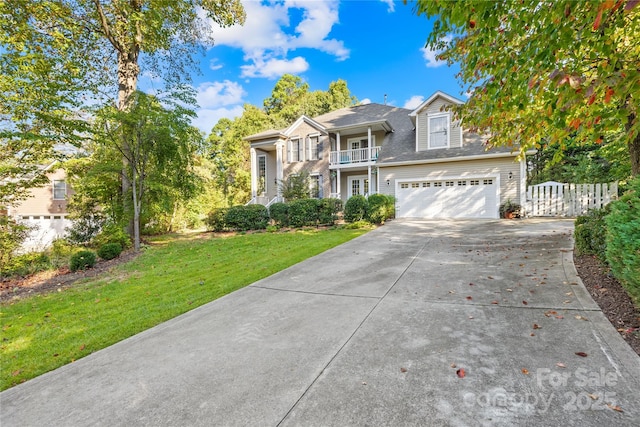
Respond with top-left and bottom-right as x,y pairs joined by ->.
171,0 -> 463,134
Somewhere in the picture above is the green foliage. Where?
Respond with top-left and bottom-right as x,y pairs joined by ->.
344,195 -> 369,223
342,220 -> 374,230
49,239 -> 78,269
366,194 -> 395,224
69,250 -> 97,272
574,206 -> 610,260
280,171 -> 312,201
205,208 -> 229,232
0,216 -> 30,274
65,215 -> 106,245
92,223 -> 131,250
288,199 -> 320,228
97,243 -> 123,261
269,203 -> 290,227
605,177 -> 640,302
416,1 -> 640,175
1,252 -> 50,279
318,198 -> 343,225
225,205 -> 269,231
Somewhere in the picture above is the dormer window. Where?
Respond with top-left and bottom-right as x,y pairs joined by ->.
428,113 -> 449,149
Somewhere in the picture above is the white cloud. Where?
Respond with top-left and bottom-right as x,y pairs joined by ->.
421,35 -> 452,68
196,80 -> 246,109
360,98 -> 372,105
207,0 -> 348,79
403,95 -> 424,109
193,105 -> 245,134
240,56 -> 309,79
380,0 -> 395,13
209,59 -> 223,71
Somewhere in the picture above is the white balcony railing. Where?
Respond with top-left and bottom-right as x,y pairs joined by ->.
329,146 -> 380,166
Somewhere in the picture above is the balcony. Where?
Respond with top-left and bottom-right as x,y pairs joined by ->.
329,146 -> 380,166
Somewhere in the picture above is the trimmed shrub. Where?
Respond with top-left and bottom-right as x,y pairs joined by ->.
344,195 -> 368,223
97,242 -> 122,260
605,177 -> 640,303
367,194 -> 395,224
69,250 -> 97,272
318,198 -> 342,225
288,199 -> 320,228
573,206 -> 609,260
225,205 -> 269,231
206,208 -> 228,232
269,202 -> 289,227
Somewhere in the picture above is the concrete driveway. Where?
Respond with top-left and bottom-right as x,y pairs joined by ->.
2,219 -> 639,426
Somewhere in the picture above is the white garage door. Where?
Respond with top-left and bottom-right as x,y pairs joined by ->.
397,178 -> 498,219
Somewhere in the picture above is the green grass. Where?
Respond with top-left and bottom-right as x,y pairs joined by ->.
0,227 -> 368,390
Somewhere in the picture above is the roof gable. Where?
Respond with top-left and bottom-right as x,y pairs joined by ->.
284,115 -> 326,136
408,91 -> 464,118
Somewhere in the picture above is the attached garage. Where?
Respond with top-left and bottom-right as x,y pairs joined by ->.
396,176 -> 499,219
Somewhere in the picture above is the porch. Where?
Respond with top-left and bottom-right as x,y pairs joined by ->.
329,146 -> 380,166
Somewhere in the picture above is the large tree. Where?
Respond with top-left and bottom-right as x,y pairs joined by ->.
1,0 -> 245,216
414,0 -> 640,175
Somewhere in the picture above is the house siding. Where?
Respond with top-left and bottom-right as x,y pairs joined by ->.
11,169 -> 71,216
378,157 -> 523,206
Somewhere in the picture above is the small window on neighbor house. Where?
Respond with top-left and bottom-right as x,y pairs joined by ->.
422,182 -> 430,188
483,179 -> 494,185
308,135 -> 322,161
470,180 -> 480,186
433,182 -> 443,187
445,181 -> 455,187
457,180 -> 466,186
53,180 -> 66,200
411,182 -> 420,188
400,183 -> 409,189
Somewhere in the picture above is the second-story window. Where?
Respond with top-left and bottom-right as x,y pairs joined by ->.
429,114 -> 449,149
288,138 -> 303,162
308,135 -> 322,160
53,180 -> 66,200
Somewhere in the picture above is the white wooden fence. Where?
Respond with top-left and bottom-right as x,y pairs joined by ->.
526,182 -> 618,217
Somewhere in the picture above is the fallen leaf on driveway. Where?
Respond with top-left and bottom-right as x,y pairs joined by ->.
588,394 -> 599,400
521,368 -> 529,375
456,368 -> 466,378
450,363 -> 457,368
400,367 -> 407,373
522,300 -> 528,305
466,296 -> 473,300
607,403 -> 623,412
575,315 -> 589,321
533,323 -> 541,329
556,362 -> 566,368
575,352 -> 588,357
491,300 -> 499,304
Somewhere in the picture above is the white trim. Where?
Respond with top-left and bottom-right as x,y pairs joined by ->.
520,155 -> 527,215
346,135 -> 376,148
52,180 -> 66,200
257,154 -> 267,195
427,112 -> 450,149
377,151 -> 519,167
408,91 -> 465,117
284,115 -> 326,136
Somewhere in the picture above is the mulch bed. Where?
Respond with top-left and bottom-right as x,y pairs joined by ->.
0,250 -> 140,303
574,253 -> 640,356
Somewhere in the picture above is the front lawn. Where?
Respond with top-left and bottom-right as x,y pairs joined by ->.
0,227 -> 368,390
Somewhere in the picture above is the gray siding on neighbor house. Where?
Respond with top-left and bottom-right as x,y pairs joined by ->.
378,157 -> 523,206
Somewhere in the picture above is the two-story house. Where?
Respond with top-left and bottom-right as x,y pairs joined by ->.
244,91 -> 527,219
5,165 -> 73,251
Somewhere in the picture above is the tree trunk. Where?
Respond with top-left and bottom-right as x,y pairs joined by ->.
628,113 -> 640,177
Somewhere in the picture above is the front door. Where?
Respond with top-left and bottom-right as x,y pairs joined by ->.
348,175 -> 369,198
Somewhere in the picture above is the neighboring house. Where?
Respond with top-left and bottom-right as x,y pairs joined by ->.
6,165 -> 73,251
244,91 -> 527,219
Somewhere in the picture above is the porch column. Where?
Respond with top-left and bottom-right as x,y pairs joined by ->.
368,164 -> 372,196
250,147 -> 257,199
276,141 -> 284,200
337,168 -> 341,200
336,132 -> 341,151
368,126 -> 372,159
